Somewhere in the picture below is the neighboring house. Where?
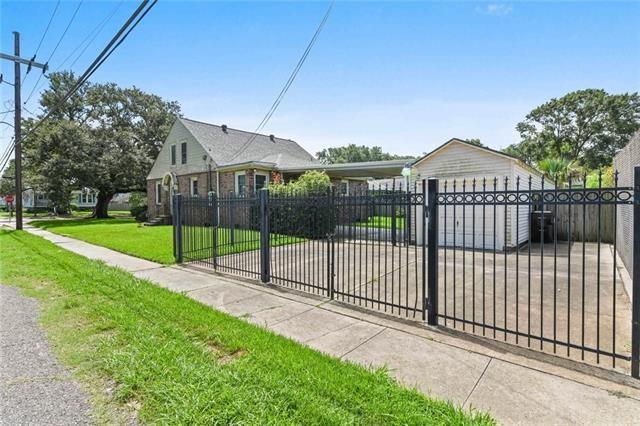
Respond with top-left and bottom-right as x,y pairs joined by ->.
71,190 -> 98,209
411,138 -> 546,251
9,189 -> 130,212
70,190 -> 132,210
613,130 -> 640,278
146,117 -> 404,222
22,189 -> 50,210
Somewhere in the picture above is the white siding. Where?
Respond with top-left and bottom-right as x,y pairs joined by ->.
511,163 -> 545,247
147,120 -> 212,180
412,141 -> 545,250
413,142 -> 512,250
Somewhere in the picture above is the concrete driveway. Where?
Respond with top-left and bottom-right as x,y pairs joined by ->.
215,238 -> 632,372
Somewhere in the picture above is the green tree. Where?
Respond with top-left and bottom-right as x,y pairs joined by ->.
316,144 -> 414,164
24,71 -> 181,218
465,138 -> 484,147
504,89 -> 640,169
537,157 -> 578,186
0,160 -> 15,196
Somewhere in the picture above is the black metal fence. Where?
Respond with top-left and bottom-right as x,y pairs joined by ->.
429,172 -> 636,374
174,168 -> 640,378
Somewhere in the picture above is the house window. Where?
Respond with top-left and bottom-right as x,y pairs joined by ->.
181,142 -> 187,164
171,144 -> 176,165
80,193 -> 95,204
191,177 -> 198,196
156,182 -> 162,205
340,180 -> 349,196
255,172 -> 269,191
235,171 -> 247,196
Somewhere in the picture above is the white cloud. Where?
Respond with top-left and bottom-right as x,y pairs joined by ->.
476,3 -> 513,16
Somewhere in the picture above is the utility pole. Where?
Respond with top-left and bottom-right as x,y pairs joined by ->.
0,32 -> 47,230
13,32 -> 22,230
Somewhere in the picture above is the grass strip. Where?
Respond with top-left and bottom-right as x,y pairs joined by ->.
31,218 -> 303,265
0,230 -> 493,425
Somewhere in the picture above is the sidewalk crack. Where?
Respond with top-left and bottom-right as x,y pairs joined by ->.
340,327 -> 387,359
463,358 -> 492,407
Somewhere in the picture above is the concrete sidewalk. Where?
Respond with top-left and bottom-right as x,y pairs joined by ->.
16,224 -> 640,424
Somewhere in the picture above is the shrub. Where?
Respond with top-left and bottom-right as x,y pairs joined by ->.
129,192 -> 148,220
268,170 -> 332,196
264,171 -> 336,239
131,206 -> 148,222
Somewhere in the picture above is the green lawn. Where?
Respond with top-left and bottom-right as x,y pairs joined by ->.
0,230 -> 492,424
355,215 -> 406,229
31,218 -> 303,265
0,209 -> 131,218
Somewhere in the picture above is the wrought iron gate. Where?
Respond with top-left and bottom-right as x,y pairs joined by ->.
174,184 -> 426,318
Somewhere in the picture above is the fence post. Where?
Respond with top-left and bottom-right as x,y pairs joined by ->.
229,191 -> 235,245
391,191 -> 397,246
427,178 -> 439,326
259,189 -> 270,284
632,166 -> 640,379
209,191 -> 218,270
421,179 -> 427,321
174,193 -> 183,263
329,188 -> 336,299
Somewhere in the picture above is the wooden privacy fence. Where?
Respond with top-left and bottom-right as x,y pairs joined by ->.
554,204 -> 615,243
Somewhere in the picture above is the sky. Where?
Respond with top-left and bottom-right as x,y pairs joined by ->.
1,1 -> 639,161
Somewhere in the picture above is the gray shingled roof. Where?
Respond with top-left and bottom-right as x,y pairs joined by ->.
180,117 -> 318,168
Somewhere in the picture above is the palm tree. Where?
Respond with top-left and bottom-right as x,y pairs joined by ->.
537,157 -> 578,186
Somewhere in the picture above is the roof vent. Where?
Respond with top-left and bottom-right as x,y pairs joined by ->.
221,124 -> 228,133
269,134 -> 275,143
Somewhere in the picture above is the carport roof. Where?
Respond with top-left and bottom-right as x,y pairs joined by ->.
279,159 -> 411,178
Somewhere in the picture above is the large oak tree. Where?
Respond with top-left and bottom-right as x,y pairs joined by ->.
24,71 -> 181,217
504,89 -> 640,169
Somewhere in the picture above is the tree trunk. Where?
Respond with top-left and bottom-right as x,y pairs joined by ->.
94,192 -> 114,218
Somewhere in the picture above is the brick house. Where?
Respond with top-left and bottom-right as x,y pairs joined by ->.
146,117 -> 407,223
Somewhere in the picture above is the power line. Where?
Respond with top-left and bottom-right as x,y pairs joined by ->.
22,1 -> 123,108
64,1 -> 124,70
23,0 -> 84,105
44,0 -> 84,65
22,0 -> 60,84
2,0 -> 157,175
0,138 -> 15,172
20,0 -> 158,144
229,2 -> 334,161
33,0 -> 61,58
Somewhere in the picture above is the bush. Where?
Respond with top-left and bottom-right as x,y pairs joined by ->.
268,170 -> 332,196
131,206 -> 148,222
129,192 -> 147,209
129,192 -> 148,221
246,171 -> 337,239
263,171 -> 336,239
268,195 -> 336,239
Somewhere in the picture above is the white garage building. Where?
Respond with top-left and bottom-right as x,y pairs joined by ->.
412,138 -> 546,251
